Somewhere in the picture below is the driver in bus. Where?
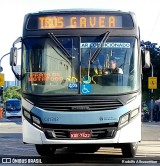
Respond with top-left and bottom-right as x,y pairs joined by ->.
104,59 -> 123,75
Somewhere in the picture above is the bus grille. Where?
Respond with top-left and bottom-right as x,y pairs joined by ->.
37,98 -> 123,111
44,127 -> 117,139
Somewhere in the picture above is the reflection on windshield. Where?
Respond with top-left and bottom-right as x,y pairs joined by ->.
48,32 -> 72,59
22,36 -> 139,95
22,37 -> 79,95
81,37 -> 139,94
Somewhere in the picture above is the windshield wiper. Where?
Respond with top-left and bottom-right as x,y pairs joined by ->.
90,31 -> 111,63
48,32 -> 72,59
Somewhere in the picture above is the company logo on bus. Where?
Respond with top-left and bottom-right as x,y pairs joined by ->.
71,106 -> 90,110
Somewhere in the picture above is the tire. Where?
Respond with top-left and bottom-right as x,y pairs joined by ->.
35,145 -> 56,156
121,143 -> 138,158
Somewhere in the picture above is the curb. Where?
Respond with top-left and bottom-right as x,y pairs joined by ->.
142,122 -> 160,126
140,140 -> 160,144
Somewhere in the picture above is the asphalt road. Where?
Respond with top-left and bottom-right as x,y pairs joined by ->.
0,117 -> 160,165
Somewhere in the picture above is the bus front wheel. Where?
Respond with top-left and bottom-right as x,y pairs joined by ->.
35,145 -> 56,156
121,143 -> 138,158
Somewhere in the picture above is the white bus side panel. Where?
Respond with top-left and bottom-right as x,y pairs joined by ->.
118,113 -> 141,142
23,118 -> 42,144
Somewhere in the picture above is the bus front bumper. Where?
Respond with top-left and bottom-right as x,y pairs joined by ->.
22,113 -> 141,145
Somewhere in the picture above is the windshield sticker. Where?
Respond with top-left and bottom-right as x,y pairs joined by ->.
67,76 -> 78,82
81,84 -> 91,94
82,76 -> 91,84
68,82 -> 78,90
28,72 -> 63,82
80,42 -> 130,48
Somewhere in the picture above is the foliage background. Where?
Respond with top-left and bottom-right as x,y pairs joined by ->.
3,86 -> 21,102
141,41 -> 160,102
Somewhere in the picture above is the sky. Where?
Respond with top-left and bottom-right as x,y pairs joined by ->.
0,0 -> 160,81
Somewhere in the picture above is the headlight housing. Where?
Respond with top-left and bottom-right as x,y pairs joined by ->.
119,108 -> 139,128
119,113 -> 129,126
23,109 -> 31,120
23,108 -> 41,129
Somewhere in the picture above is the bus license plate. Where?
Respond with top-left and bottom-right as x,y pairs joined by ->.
70,131 -> 91,139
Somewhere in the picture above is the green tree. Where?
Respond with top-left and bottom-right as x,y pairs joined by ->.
3,86 -> 21,102
141,41 -> 160,102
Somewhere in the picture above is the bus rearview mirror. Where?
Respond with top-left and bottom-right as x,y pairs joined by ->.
144,50 -> 150,68
10,47 -> 18,66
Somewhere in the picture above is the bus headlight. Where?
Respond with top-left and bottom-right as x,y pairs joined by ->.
32,115 -> 41,129
130,108 -> 139,118
119,113 -> 129,128
32,115 -> 41,125
23,109 -> 31,120
23,108 -> 41,128
119,108 -> 139,128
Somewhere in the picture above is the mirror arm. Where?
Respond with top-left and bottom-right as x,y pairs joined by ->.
11,66 -> 21,80
13,37 -> 22,47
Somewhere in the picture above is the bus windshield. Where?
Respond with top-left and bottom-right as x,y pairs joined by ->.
5,100 -> 21,112
22,36 -> 139,95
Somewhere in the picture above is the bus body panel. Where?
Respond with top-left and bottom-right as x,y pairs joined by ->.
118,113 -> 141,142
23,114 -> 140,144
23,93 -> 141,125
22,117 -> 43,144
22,94 -> 141,144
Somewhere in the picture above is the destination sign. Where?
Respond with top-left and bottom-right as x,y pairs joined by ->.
26,13 -> 134,30
38,15 -> 122,29
28,72 -> 63,82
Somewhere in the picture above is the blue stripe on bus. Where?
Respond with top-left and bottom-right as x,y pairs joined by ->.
31,106 -> 128,125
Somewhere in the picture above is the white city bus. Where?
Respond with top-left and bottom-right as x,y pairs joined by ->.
10,9 -> 150,157
4,99 -> 21,118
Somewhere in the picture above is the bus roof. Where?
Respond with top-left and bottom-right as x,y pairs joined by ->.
27,8 -> 135,15
24,9 -> 136,30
